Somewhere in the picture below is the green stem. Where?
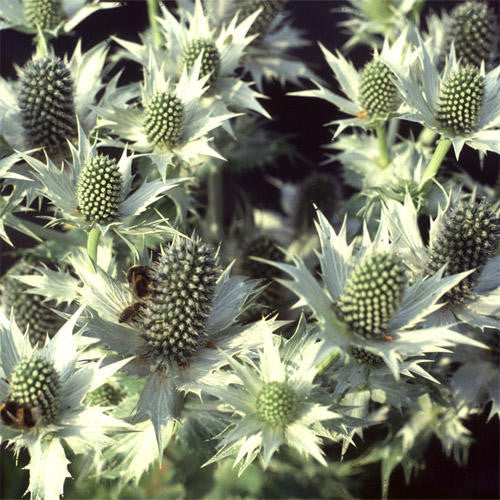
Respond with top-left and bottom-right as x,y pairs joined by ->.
35,28 -> 48,57
420,138 -> 452,189
207,165 -> 223,241
316,349 -> 340,376
418,127 -> 437,147
375,124 -> 390,168
147,0 -> 162,48
86,226 -> 101,263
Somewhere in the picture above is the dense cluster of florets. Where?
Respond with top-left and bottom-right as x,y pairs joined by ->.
141,239 -> 221,366
144,92 -> 185,149
240,235 -> 284,281
24,0 -> 63,30
10,356 -> 61,422
1,263 -> 61,347
256,381 -> 299,427
435,67 -> 484,135
86,383 -> 125,408
349,346 -> 383,367
18,57 -> 76,150
338,253 -> 406,339
292,173 -> 340,232
235,0 -> 284,37
427,200 -> 499,303
181,39 -> 221,88
359,60 -> 400,117
443,1 -> 497,68
77,155 -> 122,224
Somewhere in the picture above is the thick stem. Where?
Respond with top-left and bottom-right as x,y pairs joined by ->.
147,0 -> 162,48
35,28 -> 48,57
375,124 -> 390,168
315,349 -> 340,376
86,226 -> 101,264
418,127 -> 437,147
207,165 -> 223,241
420,138 -> 452,188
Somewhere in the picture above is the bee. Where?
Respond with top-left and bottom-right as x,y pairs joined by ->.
357,109 -> 369,118
118,301 -> 145,323
0,400 -> 41,430
127,265 -> 154,299
75,205 -> 81,213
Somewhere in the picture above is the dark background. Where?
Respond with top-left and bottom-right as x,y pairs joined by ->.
0,1 -> 499,498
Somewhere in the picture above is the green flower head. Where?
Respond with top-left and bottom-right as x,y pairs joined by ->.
181,38 -> 220,88
256,381 -> 299,427
435,66 -> 485,135
236,0 -> 285,37
444,1 -> 497,68
24,0 -> 63,30
428,199 -> 499,303
18,57 -> 77,150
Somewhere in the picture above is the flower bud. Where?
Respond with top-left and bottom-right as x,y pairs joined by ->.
256,381 -> 299,427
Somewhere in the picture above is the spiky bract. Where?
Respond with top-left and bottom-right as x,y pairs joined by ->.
10,356 -> 61,422
18,57 -> 77,150
256,381 -> 299,427
444,1 -> 497,68
141,239 -> 220,366
435,66 -> 484,135
359,60 -> 399,117
144,92 -> 185,149
77,155 -> 122,224
428,200 -> 499,303
24,0 -> 63,30
181,39 -> 220,88
235,0 -> 284,37
338,253 -> 406,339
292,173 -> 340,232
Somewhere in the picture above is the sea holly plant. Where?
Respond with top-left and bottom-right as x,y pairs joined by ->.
0,1 -> 499,499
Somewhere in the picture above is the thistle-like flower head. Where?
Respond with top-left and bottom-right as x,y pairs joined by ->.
359,60 -> 400,118
19,123 -> 183,250
0,0 -> 119,36
141,239 -> 220,366
69,235 -> 268,454
427,199 -> 499,304
443,1 -> 497,68
234,0 -> 285,38
292,30 -> 411,135
384,194 -> 500,329
0,309 -> 130,500
435,66 -> 484,135
240,234 -> 284,281
24,0 -> 63,31
382,37 -> 500,157
180,38 -> 221,88
76,154 -> 122,224
18,56 -> 76,151
0,261 -> 62,347
269,210 -> 485,378
205,318 -> 343,474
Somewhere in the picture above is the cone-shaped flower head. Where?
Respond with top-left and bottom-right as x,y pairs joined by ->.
256,381 -> 299,427
444,1 -> 497,68
1,262 -> 61,347
142,239 -> 221,366
86,383 -> 125,408
428,200 -> 500,303
18,57 -> 76,150
435,66 -> 484,135
9,356 -> 61,423
24,0 -> 63,30
338,252 -> 406,339
143,91 -> 186,149
359,60 -> 400,118
76,154 -> 122,224
292,173 -> 340,232
235,0 -> 285,37
240,235 -> 284,281
181,39 -> 221,88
